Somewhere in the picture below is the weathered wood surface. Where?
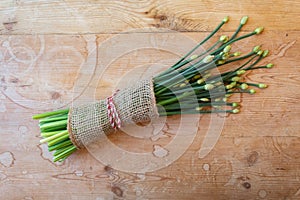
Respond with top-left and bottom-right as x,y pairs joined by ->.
0,0 -> 299,199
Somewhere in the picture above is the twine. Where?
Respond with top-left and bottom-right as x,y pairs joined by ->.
106,90 -> 121,129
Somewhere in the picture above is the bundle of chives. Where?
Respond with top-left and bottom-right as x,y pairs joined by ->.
33,16 -> 272,162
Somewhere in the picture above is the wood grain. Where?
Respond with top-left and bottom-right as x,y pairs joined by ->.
0,0 -> 299,199
0,0 -> 299,34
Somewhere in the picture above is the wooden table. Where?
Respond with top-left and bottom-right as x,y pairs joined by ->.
0,1 -> 299,199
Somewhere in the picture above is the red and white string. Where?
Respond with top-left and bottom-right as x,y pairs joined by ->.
106,91 -> 121,129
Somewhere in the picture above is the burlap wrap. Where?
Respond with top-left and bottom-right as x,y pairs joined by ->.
68,80 -> 159,148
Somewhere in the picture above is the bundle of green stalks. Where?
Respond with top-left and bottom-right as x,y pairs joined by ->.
33,16 -> 272,162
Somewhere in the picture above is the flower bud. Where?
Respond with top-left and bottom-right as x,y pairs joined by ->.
266,63 -> 274,68
249,89 -> 256,94
232,102 -> 239,107
197,79 -> 204,84
263,50 -> 269,57
253,45 -> 261,53
204,84 -> 215,90
196,107 -> 203,111
223,16 -> 229,23
240,16 -> 248,25
226,84 -> 233,89
193,74 -> 201,79
203,55 -> 214,63
257,50 -> 263,56
258,83 -> 267,88
219,35 -> 229,43
254,27 -> 264,34
223,45 -> 231,53
217,60 -> 225,65
232,108 -> 240,114
215,98 -> 221,102
230,82 -> 237,87
222,52 -> 230,60
236,70 -> 246,75
233,52 -> 241,57
240,83 -> 249,90
231,76 -> 241,82
190,54 -> 198,60
200,98 -> 210,102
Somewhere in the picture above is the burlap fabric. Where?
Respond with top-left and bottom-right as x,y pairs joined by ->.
68,80 -> 159,148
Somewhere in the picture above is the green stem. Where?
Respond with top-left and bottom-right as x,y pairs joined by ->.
53,146 -> 77,162
53,145 -> 73,156
171,19 -> 226,67
47,133 -> 70,147
40,130 -> 68,144
159,109 -> 236,116
41,131 -> 63,138
32,109 -> 69,119
39,114 -> 68,124
48,140 -> 73,152
39,119 -> 67,130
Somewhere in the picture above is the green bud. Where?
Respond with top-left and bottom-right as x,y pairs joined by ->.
223,97 -> 227,102
258,83 -> 267,88
219,35 -> 229,43
190,54 -> 198,60
263,50 -> 269,57
179,83 -> 186,87
232,108 -> 240,114
249,89 -> 256,94
197,79 -> 204,84
223,45 -> 231,53
200,98 -> 210,102
226,84 -> 233,89
236,70 -> 246,75
253,45 -> 261,53
254,27 -> 264,34
215,98 -> 221,102
223,16 -> 229,23
257,50 -> 263,56
233,52 -> 241,57
240,16 -> 248,25
217,60 -> 225,65
231,76 -> 241,82
240,83 -> 249,90
194,74 -> 201,79
203,55 -> 214,63
232,102 -> 239,107
196,107 -> 203,111
230,82 -> 237,87
222,52 -> 230,60
204,84 -> 215,90
266,63 -> 274,68
225,94 -> 232,98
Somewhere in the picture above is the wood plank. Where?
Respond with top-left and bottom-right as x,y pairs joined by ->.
0,0 -> 299,34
